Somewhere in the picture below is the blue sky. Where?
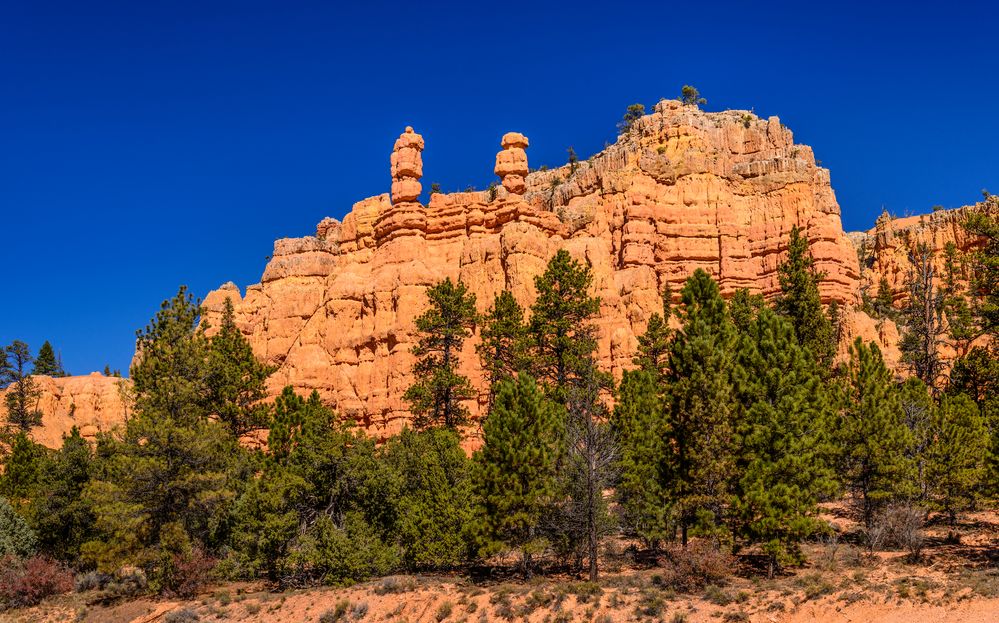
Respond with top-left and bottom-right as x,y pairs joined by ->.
1,0 -> 996,375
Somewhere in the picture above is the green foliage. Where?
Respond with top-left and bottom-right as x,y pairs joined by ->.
666,269 -> 740,544
32,341 -> 65,377
403,278 -> 478,430
729,288 -> 764,334
612,369 -> 669,547
528,249 -> 604,401
130,287 -> 210,424
567,146 -> 579,174
775,227 -> 836,366
839,339 -> 916,527
290,511 -> 399,585
963,197 -> 999,336
926,393 -> 988,523
205,298 -> 276,436
382,427 -> 472,570
873,277 -> 895,319
617,103 -> 646,135
2,341 -> 42,430
732,309 -> 838,575
634,286 -> 673,383
82,413 -> 238,587
26,427 -> 96,563
0,432 -> 48,502
680,85 -> 707,107
898,378 -> 934,502
0,497 -> 36,558
477,291 -> 529,403
471,375 -> 563,571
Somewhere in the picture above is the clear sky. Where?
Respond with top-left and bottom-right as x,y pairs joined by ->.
1,0 -> 996,376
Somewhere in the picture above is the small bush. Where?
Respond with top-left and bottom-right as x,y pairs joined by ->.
657,542 -> 734,592
869,505 -> 924,559
374,575 -> 418,595
436,601 -> 454,622
796,573 -> 835,601
168,548 -> 216,598
164,608 -> 200,623
352,602 -> 369,619
0,555 -> 74,609
704,584 -> 733,606
567,581 -> 603,603
75,571 -> 112,592
634,588 -> 667,617
319,600 -> 352,623
0,498 -> 37,558
670,613 -> 689,623
722,611 -> 749,622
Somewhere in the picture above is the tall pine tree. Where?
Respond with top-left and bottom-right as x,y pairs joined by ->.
634,285 -> 673,384
32,341 -> 65,376
403,278 -> 478,430
666,269 -> 741,545
477,290 -> 529,404
925,393 -> 988,524
839,338 -> 916,527
899,243 -> 946,391
2,341 -> 42,430
471,375 -> 563,575
775,226 -> 836,366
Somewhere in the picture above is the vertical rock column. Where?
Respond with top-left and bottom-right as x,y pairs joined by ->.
494,132 -> 529,195
376,126 -> 428,245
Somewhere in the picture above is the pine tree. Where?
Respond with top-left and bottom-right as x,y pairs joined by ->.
732,309 -> 838,576
403,278 -> 478,430
617,103 -> 646,135
477,290 -> 529,404
382,427 -> 472,570
634,286 -> 673,383
2,341 -> 42,430
729,288 -> 764,334
528,250 -> 604,402
612,369 -> 670,548
205,297 -> 276,436
899,244 -> 946,391
839,338 -> 916,527
775,227 -> 836,366
925,393 -> 988,524
666,269 -> 741,545
873,277 -> 895,318
27,427 -> 96,562
32,341 -> 64,376
471,375 -> 563,575
0,431 -> 49,502
130,287 -> 210,425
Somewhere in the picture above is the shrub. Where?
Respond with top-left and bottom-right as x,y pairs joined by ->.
164,608 -> 201,623
320,600 -> 352,623
436,601 -> 454,622
704,584 -> 733,606
868,505 -> 924,559
166,548 -> 216,598
75,571 -> 112,592
0,555 -> 74,609
656,542 -> 734,592
0,497 -> 36,558
374,575 -> 418,595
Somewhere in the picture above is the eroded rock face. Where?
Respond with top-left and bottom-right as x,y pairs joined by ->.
201,101 -> 867,437
0,373 -> 131,447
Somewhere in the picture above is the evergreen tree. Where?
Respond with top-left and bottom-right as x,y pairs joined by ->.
775,227 -> 836,366
403,278 -> 478,430
82,413 -> 239,590
205,297 -> 276,436
32,341 -> 65,377
839,338 -> 916,527
617,103 -> 646,135
477,290 -> 529,404
732,309 -> 838,576
0,432 -> 49,502
666,269 -> 741,545
634,286 -> 673,383
925,393 -> 988,524
382,427 -> 472,570
131,287 -> 210,425
27,427 -> 96,562
612,369 -> 670,548
729,288 -> 764,334
528,250 -> 604,401
898,378 -> 934,502
964,195 -> 999,336
899,244 -> 946,391
2,341 -> 42,430
873,277 -> 895,319
471,375 -> 563,574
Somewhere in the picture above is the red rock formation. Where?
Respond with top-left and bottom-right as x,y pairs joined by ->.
201,100 -> 865,437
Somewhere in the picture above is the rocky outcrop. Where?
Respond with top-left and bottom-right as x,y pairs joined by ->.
0,373 -> 131,447
201,100 -> 865,437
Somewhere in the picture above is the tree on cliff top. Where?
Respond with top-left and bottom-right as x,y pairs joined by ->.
3,341 -> 42,431
617,103 -> 646,135
775,226 -> 836,367
680,85 -> 707,107
32,341 -> 66,377
404,278 -> 478,430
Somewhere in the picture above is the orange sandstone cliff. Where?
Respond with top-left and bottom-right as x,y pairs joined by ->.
5,101 -> 990,445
